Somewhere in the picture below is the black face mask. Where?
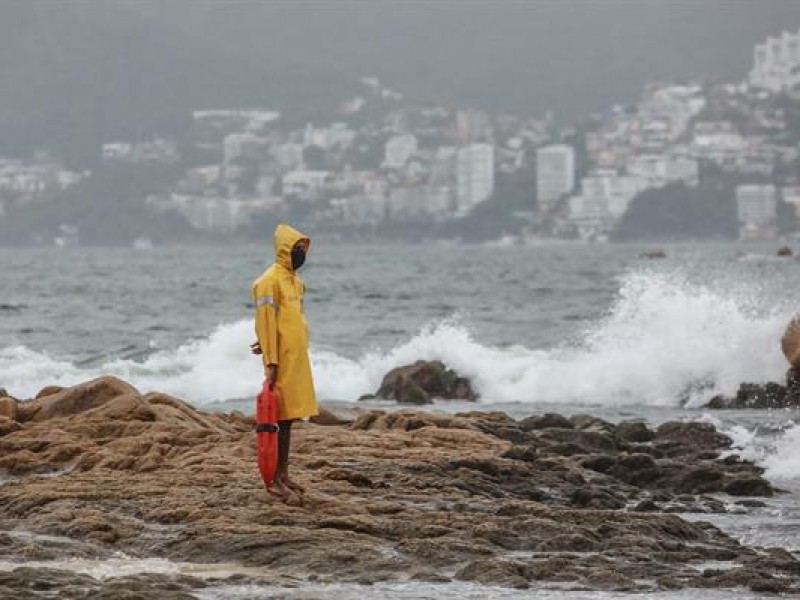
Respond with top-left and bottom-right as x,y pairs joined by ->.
291,246 -> 306,270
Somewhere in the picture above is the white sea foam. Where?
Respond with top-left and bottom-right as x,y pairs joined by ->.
0,555 -> 266,580
0,272 -> 791,406
712,422 -> 800,482
760,424 -> 800,480
710,415 -> 800,482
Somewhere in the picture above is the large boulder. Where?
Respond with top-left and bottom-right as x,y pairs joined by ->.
783,316 -> 800,369
375,361 -> 477,404
35,385 -> 65,400
26,376 -> 140,422
724,476 -> 773,497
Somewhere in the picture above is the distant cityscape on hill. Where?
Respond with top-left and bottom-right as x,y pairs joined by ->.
3,19 -> 800,245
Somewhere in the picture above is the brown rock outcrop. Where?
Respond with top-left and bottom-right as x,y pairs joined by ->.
35,385 -> 65,399
0,396 -> 17,421
0,377 -> 795,598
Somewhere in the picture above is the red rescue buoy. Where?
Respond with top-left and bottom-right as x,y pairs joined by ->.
256,379 -> 279,487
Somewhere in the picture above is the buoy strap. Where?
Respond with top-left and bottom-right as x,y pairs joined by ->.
255,423 -> 280,433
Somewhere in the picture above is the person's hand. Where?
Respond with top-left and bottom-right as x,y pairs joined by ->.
266,364 -> 278,390
250,340 -> 262,355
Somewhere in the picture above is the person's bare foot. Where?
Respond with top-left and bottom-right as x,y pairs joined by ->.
266,481 -> 289,499
281,475 -> 305,494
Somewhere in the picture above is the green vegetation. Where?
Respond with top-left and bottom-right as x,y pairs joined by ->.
611,182 -> 737,241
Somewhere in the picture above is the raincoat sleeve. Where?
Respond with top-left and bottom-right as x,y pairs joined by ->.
254,278 -> 279,368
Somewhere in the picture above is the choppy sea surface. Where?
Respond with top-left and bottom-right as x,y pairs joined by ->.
3,240 -> 800,597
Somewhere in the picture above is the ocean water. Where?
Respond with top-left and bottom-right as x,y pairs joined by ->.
3,241 -> 800,597
1,242 -> 796,405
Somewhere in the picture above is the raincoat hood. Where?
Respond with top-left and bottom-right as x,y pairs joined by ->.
274,223 -> 310,271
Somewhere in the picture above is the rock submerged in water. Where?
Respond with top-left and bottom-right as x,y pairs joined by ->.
706,380 -> 799,409
372,360 -> 477,404
0,376 -> 796,597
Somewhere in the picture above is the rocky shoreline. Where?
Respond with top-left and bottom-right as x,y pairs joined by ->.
0,377 -> 799,597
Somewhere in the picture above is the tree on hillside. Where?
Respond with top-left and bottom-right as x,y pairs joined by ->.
611,183 -> 737,241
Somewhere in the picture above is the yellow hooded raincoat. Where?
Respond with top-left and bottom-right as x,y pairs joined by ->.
252,224 -> 318,421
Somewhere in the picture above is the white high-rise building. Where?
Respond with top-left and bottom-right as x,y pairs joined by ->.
456,144 -> 495,213
536,145 -> 575,211
737,184 -> 778,240
568,170 -> 648,239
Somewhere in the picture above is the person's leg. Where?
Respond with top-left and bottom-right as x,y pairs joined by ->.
278,419 -> 305,493
264,426 -> 288,498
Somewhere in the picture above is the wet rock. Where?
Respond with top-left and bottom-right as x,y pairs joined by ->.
777,245 -> 794,257
520,413 -> 573,431
538,533 -> 599,552
640,249 -> 667,259
655,421 -> 731,450
580,454 -> 616,473
411,569 -> 451,583
570,487 -> 625,510
570,414 -> 616,434
706,381 -> 791,409
724,477 -> 774,497
501,444 -> 537,462
616,420 -> 653,443
539,428 -> 616,453
375,360 -> 477,403
672,465 -> 725,494
617,453 -> 656,471
548,442 -> 588,457
456,558 -> 529,589
735,499 -> 767,508
581,569 -> 637,590
633,499 -> 659,512
750,577 -> 791,594
0,567 -> 206,599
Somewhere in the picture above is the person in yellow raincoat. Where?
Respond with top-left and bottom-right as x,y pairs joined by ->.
251,223 -> 318,497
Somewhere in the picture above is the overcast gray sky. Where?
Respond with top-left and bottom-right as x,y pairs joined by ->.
2,0 -> 800,157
